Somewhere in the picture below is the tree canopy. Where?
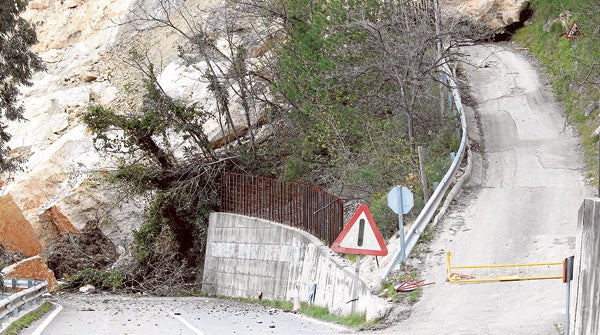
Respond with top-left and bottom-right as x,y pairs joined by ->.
0,0 -> 45,171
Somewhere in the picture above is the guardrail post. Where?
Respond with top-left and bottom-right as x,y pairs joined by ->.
1,279 -> 48,326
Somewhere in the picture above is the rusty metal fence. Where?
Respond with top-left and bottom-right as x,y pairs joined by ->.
221,173 -> 344,245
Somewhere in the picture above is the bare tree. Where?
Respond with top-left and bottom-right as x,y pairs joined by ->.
121,0 -> 275,154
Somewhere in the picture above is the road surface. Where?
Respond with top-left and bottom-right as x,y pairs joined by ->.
374,43 -> 594,334
22,294 -> 353,335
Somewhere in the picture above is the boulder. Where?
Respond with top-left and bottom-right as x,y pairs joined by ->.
64,0 -> 82,8
0,194 -> 42,257
441,0 -> 531,31
79,71 -> 98,83
28,0 -> 49,10
79,284 -> 96,294
1,255 -> 59,292
35,206 -> 79,248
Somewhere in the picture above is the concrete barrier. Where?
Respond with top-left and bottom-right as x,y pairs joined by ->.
572,198 -> 600,334
202,212 -> 385,319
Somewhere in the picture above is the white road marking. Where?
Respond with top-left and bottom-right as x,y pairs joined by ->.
174,313 -> 205,335
31,303 -> 63,335
293,313 -> 353,332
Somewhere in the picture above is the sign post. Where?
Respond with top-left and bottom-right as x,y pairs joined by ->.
350,254 -> 361,314
332,205 -> 388,314
566,22 -> 585,74
387,186 -> 414,266
563,255 -> 574,335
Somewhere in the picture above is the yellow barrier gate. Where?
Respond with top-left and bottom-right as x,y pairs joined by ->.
446,252 -> 564,283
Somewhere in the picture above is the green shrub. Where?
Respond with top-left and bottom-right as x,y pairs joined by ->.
368,192 -> 399,240
62,268 -> 125,291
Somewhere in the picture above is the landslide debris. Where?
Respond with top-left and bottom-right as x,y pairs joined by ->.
0,246 -> 26,269
44,222 -> 118,280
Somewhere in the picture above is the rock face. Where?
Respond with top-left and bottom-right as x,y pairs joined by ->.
0,194 -> 42,257
0,0 -> 143,280
441,0 -> 530,31
1,0 -> 527,281
3,0 -> 261,281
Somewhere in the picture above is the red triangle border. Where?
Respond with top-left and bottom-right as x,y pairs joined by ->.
331,204 -> 389,256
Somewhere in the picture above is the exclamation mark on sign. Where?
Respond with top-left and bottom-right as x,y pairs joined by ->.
358,218 -> 365,246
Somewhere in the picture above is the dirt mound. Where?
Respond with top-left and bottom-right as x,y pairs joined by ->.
44,222 -> 118,279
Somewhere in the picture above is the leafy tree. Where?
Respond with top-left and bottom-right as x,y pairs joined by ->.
0,0 -> 45,171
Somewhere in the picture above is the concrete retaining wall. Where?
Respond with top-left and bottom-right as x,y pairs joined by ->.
572,198 -> 600,334
202,212 -> 383,318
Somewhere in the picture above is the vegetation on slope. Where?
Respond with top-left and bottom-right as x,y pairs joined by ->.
513,0 -> 600,184
74,0 -> 487,292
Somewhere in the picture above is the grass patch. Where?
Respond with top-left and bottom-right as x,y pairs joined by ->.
299,303 -> 371,328
240,297 -> 372,328
2,301 -> 53,335
513,0 -> 600,186
200,294 -> 373,329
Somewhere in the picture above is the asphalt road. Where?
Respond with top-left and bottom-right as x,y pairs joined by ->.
373,43 -> 595,334
21,294 -> 353,335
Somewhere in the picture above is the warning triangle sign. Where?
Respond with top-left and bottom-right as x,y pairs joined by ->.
566,22 -> 585,39
331,204 -> 388,256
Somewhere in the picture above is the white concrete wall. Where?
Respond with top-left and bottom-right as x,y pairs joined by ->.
572,198 -> 600,334
202,212 -> 384,318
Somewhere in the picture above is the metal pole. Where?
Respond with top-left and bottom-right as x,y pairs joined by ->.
565,280 -> 570,335
398,194 -> 406,265
351,255 -> 361,314
398,213 -> 406,265
574,39 -> 578,75
564,255 -> 574,335
418,146 -> 430,203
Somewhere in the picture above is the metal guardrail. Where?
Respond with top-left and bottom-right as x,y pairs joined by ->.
383,63 -> 468,278
1,278 -> 48,326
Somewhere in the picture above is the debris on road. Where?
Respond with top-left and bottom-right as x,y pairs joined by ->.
395,280 -> 435,292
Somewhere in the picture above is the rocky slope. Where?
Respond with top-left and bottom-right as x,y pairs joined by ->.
441,0 -> 531,32
0,0 -> 531,287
